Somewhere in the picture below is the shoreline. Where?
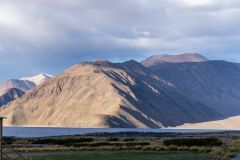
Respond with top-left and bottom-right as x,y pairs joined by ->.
4,125 -> 239,131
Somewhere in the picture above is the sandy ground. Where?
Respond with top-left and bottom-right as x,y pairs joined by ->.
176,116 -> 240,130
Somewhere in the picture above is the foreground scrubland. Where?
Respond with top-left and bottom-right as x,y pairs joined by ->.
4,131 -> 240,160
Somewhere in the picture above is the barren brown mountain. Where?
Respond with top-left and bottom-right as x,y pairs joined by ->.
0,60 -> 219,128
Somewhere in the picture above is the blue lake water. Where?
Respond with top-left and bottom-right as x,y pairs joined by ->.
3,127 -> 223,137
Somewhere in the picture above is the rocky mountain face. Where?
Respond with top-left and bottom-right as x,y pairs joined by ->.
0,60 -> 220,128
146,60 -> 240,117
142,53 -> 208,67
0,88 -> 25,106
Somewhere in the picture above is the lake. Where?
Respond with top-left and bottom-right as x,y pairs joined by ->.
3,127 -> 222,137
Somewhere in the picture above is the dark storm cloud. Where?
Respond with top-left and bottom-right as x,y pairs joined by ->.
1,0 -> 240,81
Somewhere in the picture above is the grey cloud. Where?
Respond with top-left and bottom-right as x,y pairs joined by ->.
1,0 -> 240,81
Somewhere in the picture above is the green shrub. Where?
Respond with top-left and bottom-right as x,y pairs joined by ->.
177,146 -> 189,151
3,137 -> 15,145
163,138 -> 222,147
168,145 -> 177,151
32,138 -> 94,146
123,138 -> 135,142
88,142 -> 111,147
189,146 -> 199,152
123,142 -> 149,147
107,138 -> 119,141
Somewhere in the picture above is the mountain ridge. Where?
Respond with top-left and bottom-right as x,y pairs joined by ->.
0,60 -> 220,128
147,60 -> 240,116
1,54 -> 240,128
142,53 -> 209,67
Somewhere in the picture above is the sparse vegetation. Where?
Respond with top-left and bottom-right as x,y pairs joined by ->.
3,132 -> 240,160
163,138 -> 223,147
32,137 -> 94,145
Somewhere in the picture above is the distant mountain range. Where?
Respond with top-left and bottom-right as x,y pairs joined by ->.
0,88 -> 25,106
0,74 -> 52,106
141,53 -> 208,67
20,73 -> 53,86
0,53 -> 240,128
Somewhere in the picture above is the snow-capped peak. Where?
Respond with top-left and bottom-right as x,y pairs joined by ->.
20,73 -> 53,86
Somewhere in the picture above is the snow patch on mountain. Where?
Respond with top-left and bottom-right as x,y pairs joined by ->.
21,73 -> 53,86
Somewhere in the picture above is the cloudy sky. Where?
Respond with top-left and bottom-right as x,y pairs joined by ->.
1,0 -> 240,81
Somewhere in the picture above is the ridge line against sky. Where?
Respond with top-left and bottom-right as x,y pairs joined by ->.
1,0 -> 240,81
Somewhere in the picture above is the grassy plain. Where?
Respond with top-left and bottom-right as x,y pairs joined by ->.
26,151 -> 209,160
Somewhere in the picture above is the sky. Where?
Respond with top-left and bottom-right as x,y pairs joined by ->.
1,0 -> 240,81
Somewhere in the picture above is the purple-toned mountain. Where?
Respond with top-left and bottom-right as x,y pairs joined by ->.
0,88 -> 25,106
143,57 -> 240,117
142,53 -> 208,67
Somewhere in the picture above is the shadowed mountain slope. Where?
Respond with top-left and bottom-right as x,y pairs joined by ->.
147,60 -> 240,116
0,88 -> 25,106
0,61 -> 220,128
0,79 -> 36,97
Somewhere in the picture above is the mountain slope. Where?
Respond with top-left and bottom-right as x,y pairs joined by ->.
0,61 -> 220,128
142,53 -> 208,67
0,88 -> 25,106
147,60 -> 240,116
